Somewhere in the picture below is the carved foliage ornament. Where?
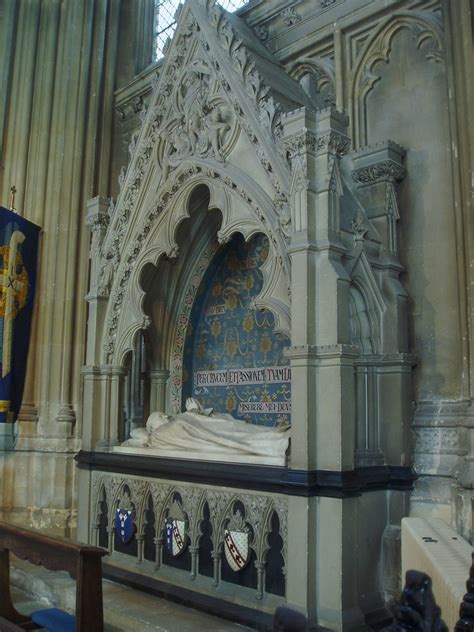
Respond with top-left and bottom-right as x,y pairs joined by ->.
351,208 -> 370,241
281,7 -> 301,26
352,160 -> 405,185
203,1 -> 287,195
157,59 -> 237,181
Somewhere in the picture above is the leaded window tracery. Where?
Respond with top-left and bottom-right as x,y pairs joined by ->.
153,0 -> 251,61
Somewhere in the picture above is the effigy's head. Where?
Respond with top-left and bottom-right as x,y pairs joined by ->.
147,412 -> 172,432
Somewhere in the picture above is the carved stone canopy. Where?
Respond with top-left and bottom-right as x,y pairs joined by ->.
91,0 -> 316,364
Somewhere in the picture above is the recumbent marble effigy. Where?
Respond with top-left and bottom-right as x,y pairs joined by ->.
115,397 -> 290,466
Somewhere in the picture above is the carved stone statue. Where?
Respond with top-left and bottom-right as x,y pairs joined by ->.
115,397 -> 290,466
455,553 -> 474,632
389,570 -> 448,632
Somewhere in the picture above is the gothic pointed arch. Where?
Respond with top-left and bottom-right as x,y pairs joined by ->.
91,0 -> 314,367
286,57 -> 336,109
349,9 -> 444,147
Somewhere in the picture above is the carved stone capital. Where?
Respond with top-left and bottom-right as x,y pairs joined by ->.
315,130 -> 350,156
283,129 -> 318,159
86,196 -> 110,233
352,140 -> 406,186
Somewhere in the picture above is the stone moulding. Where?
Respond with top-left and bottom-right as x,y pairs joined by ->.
76,451 -> 417,497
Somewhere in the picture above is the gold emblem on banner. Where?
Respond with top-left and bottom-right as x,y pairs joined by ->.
0,231 -> 28,377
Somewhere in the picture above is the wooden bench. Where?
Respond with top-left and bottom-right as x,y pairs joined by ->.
0,520 -> 106,632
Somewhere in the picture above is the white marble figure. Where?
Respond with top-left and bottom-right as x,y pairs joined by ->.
116,397 -> 290,466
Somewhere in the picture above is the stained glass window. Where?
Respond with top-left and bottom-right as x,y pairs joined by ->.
153,0 -> 251,62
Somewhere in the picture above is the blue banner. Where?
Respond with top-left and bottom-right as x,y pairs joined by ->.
0,207 -> 40,425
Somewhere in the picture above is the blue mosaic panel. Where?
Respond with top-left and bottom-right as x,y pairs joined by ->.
182,234 -> 291,427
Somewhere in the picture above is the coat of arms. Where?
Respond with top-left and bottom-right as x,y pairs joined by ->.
114,490 -> 135,544
165,500 -> 188,557
224,508 -> 250,572
0,210 -> 40,436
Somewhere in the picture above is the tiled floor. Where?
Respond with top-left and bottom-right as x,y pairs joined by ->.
10,559 -> 253,632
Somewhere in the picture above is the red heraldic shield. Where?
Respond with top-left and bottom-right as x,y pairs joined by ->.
224,528 -> 250,572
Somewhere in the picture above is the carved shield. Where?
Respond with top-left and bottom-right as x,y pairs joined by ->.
224,528 -> 250,572
165,518 -> 187,556
115,508 -> 134,544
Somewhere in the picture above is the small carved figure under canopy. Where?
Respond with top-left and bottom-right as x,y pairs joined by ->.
115,398 -> 290,466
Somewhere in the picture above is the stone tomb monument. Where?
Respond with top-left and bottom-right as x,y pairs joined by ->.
76,1 -> 415,629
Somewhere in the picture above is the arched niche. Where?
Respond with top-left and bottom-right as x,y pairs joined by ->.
122,329 -> 151,439
117,183 -> 291,426
137,184 -> 223,414
349,283 -> 376,355
87,173 -> 293,451
181,232 -> 291,427
349,282 -> 384,467
109,170 -> 291,369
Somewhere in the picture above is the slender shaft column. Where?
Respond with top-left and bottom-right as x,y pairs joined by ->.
189,545 -> 199,580
17,1 -> 62,433
154,537 -> 164,571
150,370 -> 170,413
0,0 -> 41,209
212,550 -> 221,587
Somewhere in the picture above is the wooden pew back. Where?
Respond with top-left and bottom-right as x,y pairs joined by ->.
0,520 -> 106,632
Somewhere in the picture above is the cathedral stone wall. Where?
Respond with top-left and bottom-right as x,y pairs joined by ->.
0,0 -> 472,629
0,0 -> 122,534
113,0 -> 473,528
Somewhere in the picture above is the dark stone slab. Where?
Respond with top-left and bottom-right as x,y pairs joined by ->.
75,451 -> 417,498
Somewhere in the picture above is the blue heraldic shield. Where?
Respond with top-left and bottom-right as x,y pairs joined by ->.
114,509 -> 134,544
0,207 -> 40,432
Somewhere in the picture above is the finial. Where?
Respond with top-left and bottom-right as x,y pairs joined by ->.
9,186 -> 17,212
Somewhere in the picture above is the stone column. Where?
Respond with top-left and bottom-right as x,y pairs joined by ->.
282,107 -> 368,629
283,106 -> 353,471
150,370 -> 170,413
0,0 -> 122,534
129,336 -> 145,428
441,0 -> 474,534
